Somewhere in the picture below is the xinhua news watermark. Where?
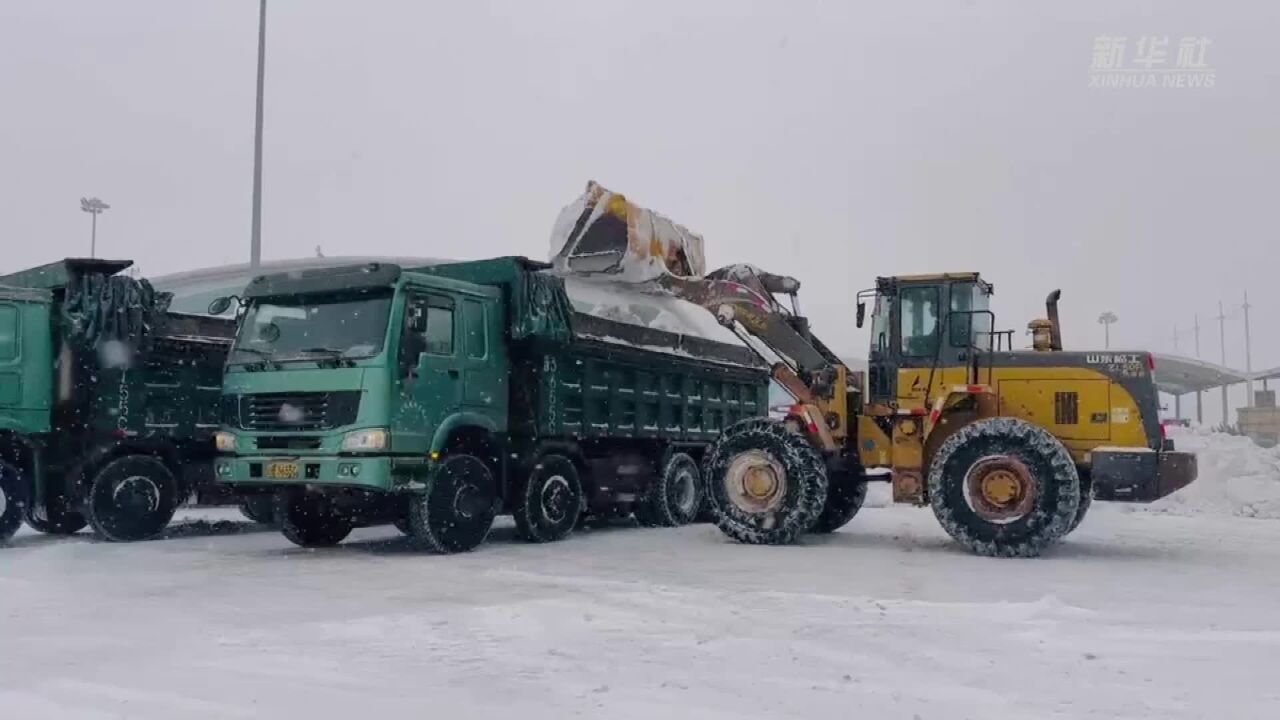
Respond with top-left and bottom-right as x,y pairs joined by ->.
1089,36 -> 1215,89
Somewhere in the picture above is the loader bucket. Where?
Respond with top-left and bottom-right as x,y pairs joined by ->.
549,181 -> 706,282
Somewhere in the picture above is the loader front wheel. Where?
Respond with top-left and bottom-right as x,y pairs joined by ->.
810,467 -> 867,534
706,419 -> 827,545
929,417 -> 1080,558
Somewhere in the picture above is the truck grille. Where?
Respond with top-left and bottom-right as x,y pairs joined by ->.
226,391 -> 360,431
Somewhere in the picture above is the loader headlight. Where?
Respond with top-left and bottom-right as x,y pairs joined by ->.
341,428 -> 390,452
215,431 -> 237,453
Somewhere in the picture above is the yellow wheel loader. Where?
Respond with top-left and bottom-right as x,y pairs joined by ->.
550,182 -> 1197,557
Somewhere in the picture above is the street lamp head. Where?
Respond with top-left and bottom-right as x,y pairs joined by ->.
80,197 -> 110,214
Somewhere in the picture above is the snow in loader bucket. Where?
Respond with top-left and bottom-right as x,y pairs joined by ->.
549,180 -> 707,282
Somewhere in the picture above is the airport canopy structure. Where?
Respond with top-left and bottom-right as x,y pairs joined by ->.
1151,353 -> 1250,396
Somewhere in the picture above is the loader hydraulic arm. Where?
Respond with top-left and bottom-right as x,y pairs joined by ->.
656,264 -> 847,406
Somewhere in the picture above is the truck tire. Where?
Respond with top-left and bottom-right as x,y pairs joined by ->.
85,455 -> 180,542
636,451 -> 703,527
239,495 -> 277,525
705,418 -> 828,545
24,494 -> 88,536
407,454 -> 498,554
928,417 -> 1080,558
275,490 -> 353,548
513,454 -> 582,543
810,468 -> 868,534
0,459 -> 26,543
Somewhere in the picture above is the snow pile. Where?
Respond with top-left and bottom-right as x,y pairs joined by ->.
1141,426 -> 1280,519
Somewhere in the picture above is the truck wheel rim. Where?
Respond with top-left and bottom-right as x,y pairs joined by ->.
672,468 -> 698,515
453,484 -> 482,520
541,476 -> 571,523
725,450 -> 786,513
964,456 -> 1036,523
113,476 -> 160,515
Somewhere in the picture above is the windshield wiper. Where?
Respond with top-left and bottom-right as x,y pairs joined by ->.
229,346 -> 280,371
298,347 -> 355,367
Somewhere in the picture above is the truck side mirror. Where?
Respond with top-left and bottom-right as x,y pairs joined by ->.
408,306 -> 427,333
856,301 -> 866,328
208,296 -> 234,315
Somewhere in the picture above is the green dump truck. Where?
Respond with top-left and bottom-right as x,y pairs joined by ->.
213,257 -> 769,552
0,258 -> 233,543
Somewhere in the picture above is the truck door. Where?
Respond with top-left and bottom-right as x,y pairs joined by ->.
397,293 -> 462,441
459,297 -> 505,413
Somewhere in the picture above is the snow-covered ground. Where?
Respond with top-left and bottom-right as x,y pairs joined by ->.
3,430 -> 1279,719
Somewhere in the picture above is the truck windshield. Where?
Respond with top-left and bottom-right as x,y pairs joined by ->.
230,291 -> 392,364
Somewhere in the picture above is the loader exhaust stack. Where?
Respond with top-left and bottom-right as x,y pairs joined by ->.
1045,289 -> 1063,351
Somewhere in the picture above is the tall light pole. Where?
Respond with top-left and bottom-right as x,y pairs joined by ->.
249,0 -> 267,269
1097,311 -> 1118,349
79,197 -> 110,257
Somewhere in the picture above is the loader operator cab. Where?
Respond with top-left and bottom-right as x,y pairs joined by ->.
858,273 -> 1000,406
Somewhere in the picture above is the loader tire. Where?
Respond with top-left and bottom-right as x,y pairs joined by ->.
276,490 -> 353,548
636,451 -> 704,528
513,454 -> 582,543
0,459 -> 26,543
406,454 -> 498,554
1066,470 -> 1094,535
928,417 -> 1080,558
705,418 -> 828,545
810,468 -> 868,534
85,455 -> 180,542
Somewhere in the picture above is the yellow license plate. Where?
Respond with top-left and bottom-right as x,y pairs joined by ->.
266,462 -> 299,480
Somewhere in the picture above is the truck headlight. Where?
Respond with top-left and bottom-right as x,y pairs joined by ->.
215,431 -> 237,452
341,428 -> 389,452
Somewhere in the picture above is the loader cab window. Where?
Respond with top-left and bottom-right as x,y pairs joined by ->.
949,281 -> 993,351
899,286 -> 940,357
869,294 -> 892,352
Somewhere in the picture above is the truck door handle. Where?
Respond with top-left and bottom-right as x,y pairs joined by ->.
448,369 -> 460,378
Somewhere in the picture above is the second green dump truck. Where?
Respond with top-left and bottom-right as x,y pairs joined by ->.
214,257 -> 769,552
0,258 -> 232,543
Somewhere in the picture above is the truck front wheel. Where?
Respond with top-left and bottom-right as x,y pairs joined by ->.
275,490 -> 353,548
85,455 -> 180,542
928,417 -> 1080,557
0,459 -> 26,542
407,454 -> 498,553
705,418 -> 828,545
513,454 -> 582,543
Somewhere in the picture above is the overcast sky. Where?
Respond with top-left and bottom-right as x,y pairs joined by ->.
1,1 -> 1276,418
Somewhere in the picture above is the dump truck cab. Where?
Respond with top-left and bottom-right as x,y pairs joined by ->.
216,262 -> 507,497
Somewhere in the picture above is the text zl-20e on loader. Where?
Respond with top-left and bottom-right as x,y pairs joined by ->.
551,181 -> 1197,557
